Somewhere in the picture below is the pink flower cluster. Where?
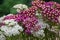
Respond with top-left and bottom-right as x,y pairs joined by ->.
4,5 -> 41,34
4,14 -> 21,22
32,0 -> 60,24
19,7 -> 41,34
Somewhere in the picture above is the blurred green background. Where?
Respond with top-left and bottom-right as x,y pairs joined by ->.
0,0 -> 60,17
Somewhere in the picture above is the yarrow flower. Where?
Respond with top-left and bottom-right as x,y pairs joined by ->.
13,4 -> 28,12
0,19 -> 23,36
0,16 -> 6,23
4,14 -> 22,22
16,6 -> 39,34
32,0 -> 60,24
0,31 -> 6,40
30,19 -> 49,37
32,30 -> 45,37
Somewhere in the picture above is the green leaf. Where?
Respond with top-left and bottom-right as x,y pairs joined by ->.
10,8 -> 17,14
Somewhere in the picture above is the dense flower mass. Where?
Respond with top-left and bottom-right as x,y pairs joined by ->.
30,19 -> 49,37
0,19 -> 23,36
0,0 -> 60,39
0,31 -> 6,40
1,3 -> 48,37
17,6 -> 39,34
32,0 -> 60,24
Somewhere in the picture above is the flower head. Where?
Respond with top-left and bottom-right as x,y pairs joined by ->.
0,19 -> 23,36
0,31 -> 6,40
13,4 -> 28,12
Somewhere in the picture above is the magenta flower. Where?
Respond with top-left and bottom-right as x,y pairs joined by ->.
32,0 -> 60,24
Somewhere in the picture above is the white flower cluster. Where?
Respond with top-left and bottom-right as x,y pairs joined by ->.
0,19 -> 23,37
32,30 -> 45,37
13,4 -> 28,12
0,31 -> 6,40
31,20 -> 49,37
0,16 -> 6,23
58,16 -> 60,23
38,20 -> 49,29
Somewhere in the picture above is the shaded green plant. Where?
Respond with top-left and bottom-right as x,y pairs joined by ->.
0,0 -> 31,17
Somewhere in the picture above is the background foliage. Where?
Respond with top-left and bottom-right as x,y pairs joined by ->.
0,0 -> 31,17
